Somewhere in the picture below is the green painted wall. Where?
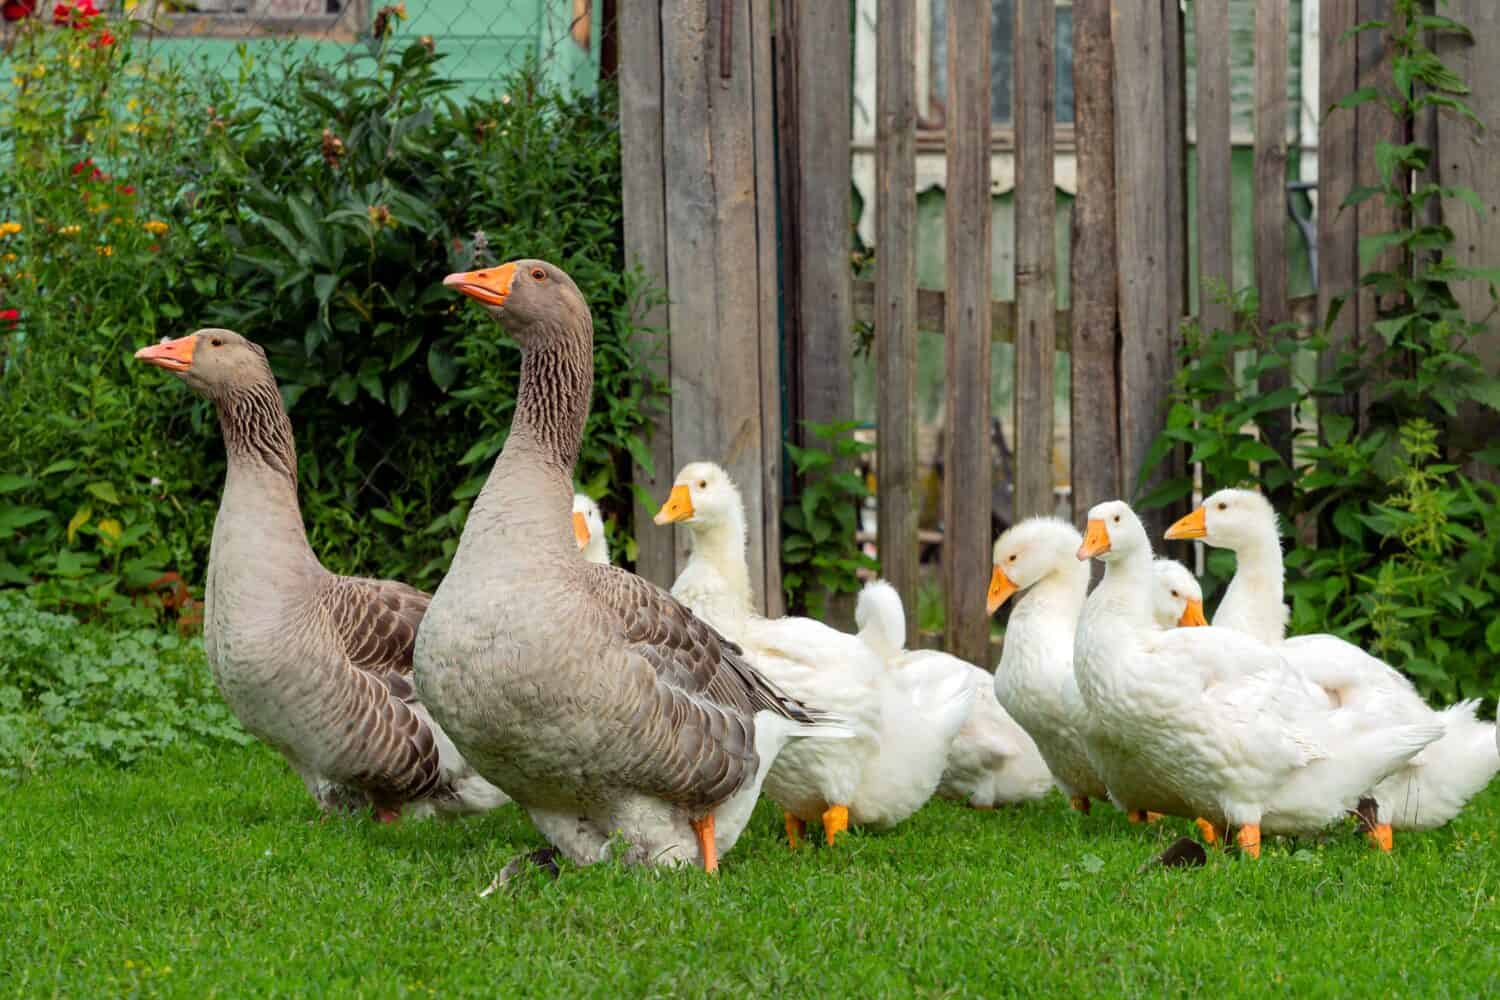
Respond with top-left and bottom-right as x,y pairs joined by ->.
151,0 -> 600,97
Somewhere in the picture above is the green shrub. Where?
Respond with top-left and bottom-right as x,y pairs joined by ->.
2,21 -> 663,613
1140,3 -> 1500,707
0,589 -> 250,781
782,421 -> 878,619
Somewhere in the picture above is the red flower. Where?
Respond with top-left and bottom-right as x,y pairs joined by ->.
52,0 -> 98,28
147,243 -> 160,253
89,29 -> 114,49
71,158 -> 94,176
2,0 -> 37,23
116,184 -> 135,196
0,309 -> 19,327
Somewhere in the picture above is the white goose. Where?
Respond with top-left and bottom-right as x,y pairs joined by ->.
855,580 -> 1054,808
571,493 -> 609,565
985,520 -> 1210,818
1166,488 -> 1500,848
1074,500 -> 1442,856
655,461 -> 971,842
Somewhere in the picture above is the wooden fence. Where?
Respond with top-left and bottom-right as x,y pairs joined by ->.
619,1 -> 1500,668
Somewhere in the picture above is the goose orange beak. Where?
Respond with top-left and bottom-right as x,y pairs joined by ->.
134,335 -> 196,372
443,262 -> 517,307
572,511 -> 590,549
1165,506 -> 1207,540
987,565 -> 1019,615
1178,598 -> 1208,628
654,484 -> 694,525
1077,518 -> 1111,560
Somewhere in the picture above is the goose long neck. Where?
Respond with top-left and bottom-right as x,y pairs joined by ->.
214,378 -> 310,537
1015,561 -> 1090,622
469,320 -> 594,556
688,506 -> 753,614
1223,537 -> 1285,605
1086,545 -> 1154,628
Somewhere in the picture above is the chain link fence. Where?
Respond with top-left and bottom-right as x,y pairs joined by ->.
4,1 -> 611,95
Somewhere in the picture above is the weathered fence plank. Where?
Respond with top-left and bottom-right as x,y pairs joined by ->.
1069,0 -> 1121,524
618,0 -> 675,588
660,0 -> 775,609
874,0 -> 919,638
1355,0 -> 1403,429
1318,0 -> 1361,428
942,0 -> 993,666
749,0 -> 784,616
1195,0 -> 1234,338
1013,0 -> 1056,520
779,0 -> 854,446
1254,0 -> 1293,488
1111,0 -> 1174,538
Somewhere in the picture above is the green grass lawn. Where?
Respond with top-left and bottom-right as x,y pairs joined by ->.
4,743 -> 1499,997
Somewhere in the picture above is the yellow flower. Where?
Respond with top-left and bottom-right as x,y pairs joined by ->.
2,253 -> 16,263
0,222 -> 20,237
143,220 -> 169,236
96,245 -> 114,257
58,225 -> 81,236
30,65 -> 45,79
126,98 -> 140,112
10,77 -> 23,89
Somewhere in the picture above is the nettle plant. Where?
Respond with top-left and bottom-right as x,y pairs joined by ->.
781,421 -> 878,619
1142,1 -> 1500,705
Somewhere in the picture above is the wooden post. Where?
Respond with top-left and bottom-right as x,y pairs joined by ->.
1437,1 -> 1500,473
1318,0 -> 1361,427
1356,0 -> 1404,431
1195,0 -> 1234,338
781,0 -> 854,444
943,0 -> 993,665
1111,0 -> 1174,539
1013,0 -> 1056,521
1069,0 -> 1121,523
749,0 -> 784,616
1254,0 -> 1293,492
875,0 -> 919,638
618,0 -> 675,588
658,0 -> 780,611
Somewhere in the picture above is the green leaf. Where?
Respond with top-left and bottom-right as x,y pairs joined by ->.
84,482 -> 121,505
428,345 -> 460,391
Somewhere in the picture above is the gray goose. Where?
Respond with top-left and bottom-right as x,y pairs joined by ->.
419,260 -> 847,872
135,329 -> 508,821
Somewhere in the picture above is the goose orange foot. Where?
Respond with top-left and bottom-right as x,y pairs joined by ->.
1127,810 -> 1165,824
1195,817 -> 1224,846
691,813 -> 718,873
823,804 -> 850,846
1069,796 -> 1091,814
785,811 -> 807,849
1235,823 -> 1262,859
1367,823 -> 1394,853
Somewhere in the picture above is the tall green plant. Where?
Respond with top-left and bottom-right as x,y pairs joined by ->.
1141,1 -> 1500,705
781,421 -> 878,619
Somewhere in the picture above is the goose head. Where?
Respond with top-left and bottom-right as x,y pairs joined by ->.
443,258 -> 589,348
1077,500 -> 1151,564
653,461 -> 742,530
1152,558 -> 1207,629
987,517 -> 1087,614
571,493 -> 608,563
1165,488 -> 1279,552
134,328 -> 273,401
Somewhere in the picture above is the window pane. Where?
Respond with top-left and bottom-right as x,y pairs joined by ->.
929,1 -> 1074,126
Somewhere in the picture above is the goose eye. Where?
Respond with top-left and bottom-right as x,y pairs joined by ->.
698,480 -> 707,489
1171,590 -> 1180,598
211,338 -> 223,347
1112,515 -> 1121,523
1007,554 -> 1017,563
531,267 -> 546,281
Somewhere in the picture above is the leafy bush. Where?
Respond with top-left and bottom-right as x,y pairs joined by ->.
1141,3 -> 1500,706
2,19 -> 663,613
0,589 -> 249,781
1,16 -> 233,622
782,421 -> 878,619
